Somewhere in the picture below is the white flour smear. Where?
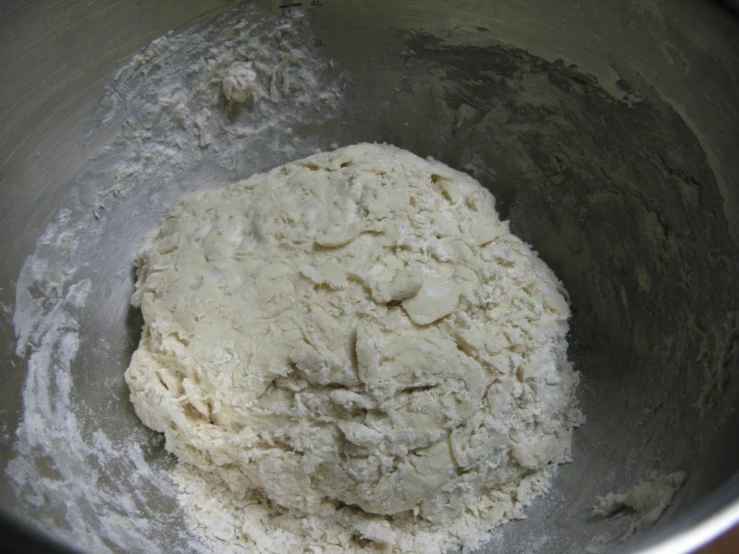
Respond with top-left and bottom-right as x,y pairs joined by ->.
8,6 -> 342,553
586,472 -> 687,554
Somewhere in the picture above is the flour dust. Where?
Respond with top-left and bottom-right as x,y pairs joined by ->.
8,5 -> 342,553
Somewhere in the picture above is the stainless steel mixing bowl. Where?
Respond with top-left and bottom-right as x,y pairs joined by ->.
1,1 -> 738,553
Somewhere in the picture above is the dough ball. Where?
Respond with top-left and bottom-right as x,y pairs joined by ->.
125,143 -> 579,523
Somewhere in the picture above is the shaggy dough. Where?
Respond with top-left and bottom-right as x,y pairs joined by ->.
222,61 -> 260,106
126,144 -> 580,531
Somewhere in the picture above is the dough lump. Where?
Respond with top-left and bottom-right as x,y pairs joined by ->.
126,143 -> 580,530
221,61 -> 259,106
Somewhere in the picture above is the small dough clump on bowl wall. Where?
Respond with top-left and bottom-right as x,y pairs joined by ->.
125,143 -> 582,552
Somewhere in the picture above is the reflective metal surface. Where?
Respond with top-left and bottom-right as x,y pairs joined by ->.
0,1 -> 737,553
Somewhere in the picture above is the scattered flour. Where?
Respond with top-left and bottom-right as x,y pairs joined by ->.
587,471 -> 687,553
9,5 -> 341,553
125,143 -> 583,553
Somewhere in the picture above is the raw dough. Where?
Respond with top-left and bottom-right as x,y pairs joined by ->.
125,143 -> 581,551
222,61 -> 260,106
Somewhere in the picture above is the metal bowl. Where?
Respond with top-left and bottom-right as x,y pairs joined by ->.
1,1 -> 737,553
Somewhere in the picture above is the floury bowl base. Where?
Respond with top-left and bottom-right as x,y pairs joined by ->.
0,1 -> 738,553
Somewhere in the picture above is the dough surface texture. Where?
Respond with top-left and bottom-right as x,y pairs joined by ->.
125,143 -> 581,552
